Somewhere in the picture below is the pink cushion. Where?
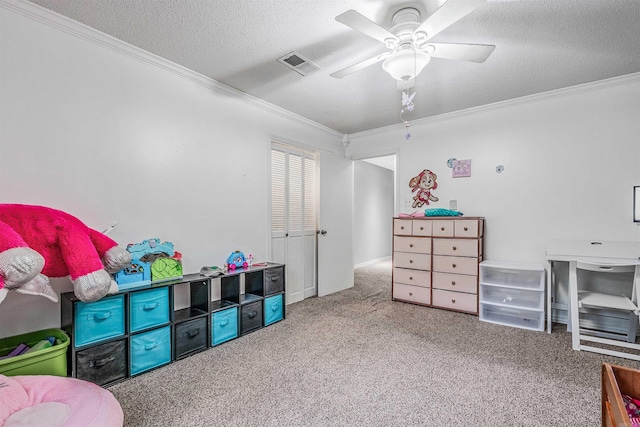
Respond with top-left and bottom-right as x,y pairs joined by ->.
0,374 -> 123,427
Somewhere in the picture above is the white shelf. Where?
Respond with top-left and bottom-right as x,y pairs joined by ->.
479,260 -> 546,331
480,299 -> 544,313
480,304 -> 544,331
480,283 -> 544,311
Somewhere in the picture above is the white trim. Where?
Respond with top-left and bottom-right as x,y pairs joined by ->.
354,256 -> 391,269
1,0 -> 342,139
350,148 -> 399,162
269,134 -> 342,156
350,72 -> 640,139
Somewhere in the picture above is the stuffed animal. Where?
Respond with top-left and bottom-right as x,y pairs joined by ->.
0,204 -> 131,304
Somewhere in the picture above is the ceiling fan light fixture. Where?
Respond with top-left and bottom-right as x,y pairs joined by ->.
382,50 -> 431,81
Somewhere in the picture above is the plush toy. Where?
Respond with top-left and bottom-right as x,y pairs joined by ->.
0,204 -> 132,304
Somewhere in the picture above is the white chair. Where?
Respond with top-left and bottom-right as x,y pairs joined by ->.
568,260 -> 640,361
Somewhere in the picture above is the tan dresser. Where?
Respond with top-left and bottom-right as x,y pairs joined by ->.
392,216 -> 484,315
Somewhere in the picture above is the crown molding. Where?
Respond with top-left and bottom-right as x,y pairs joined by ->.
350,71 -> 640,140
0,0 -> 342,139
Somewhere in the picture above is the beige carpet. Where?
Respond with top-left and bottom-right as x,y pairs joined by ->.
109,261 -> 640,426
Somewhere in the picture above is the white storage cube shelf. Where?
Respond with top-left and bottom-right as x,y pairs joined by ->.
479,261 -> 545,331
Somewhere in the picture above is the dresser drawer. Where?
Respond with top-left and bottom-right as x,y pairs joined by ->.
432,289 -> 477,313
433,239 -> 479,257
432,256 -> 479,276
129,287 -> 170,333
412,220 -> 432,236
393,219 -> 412,235
432,220 -> 454,237
393,236 -> 430,253
393,268 -> 431,287
393,283 -> 431,305
432,272 -> 478,294
74,294 -> 125,347
455,220 -> 481,238
394,252 -> 431,270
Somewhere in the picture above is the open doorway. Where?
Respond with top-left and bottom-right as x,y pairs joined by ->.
353,154 -> 396,268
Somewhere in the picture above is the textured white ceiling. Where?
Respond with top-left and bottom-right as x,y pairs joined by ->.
26,0 -> 640,134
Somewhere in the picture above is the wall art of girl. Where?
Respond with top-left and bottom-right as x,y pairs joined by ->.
409,169 -> 439,208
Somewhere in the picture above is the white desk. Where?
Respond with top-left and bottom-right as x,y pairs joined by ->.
545,240 -> 640,333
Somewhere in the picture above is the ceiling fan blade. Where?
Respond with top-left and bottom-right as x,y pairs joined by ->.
330,52 -> 391,78
414,0 -> 486,41
427,42 -> 495,63
336,10 -> 399,45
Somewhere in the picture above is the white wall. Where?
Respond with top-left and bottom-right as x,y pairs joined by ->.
0,2 -> 343,337
347,75 -> 640,268
353,161 -> 393,266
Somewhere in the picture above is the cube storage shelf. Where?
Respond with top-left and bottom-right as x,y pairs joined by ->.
479,260 -> 545,331
61,263 -> 285,386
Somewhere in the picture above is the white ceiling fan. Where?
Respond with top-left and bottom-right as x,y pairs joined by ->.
330,0 -> 495,83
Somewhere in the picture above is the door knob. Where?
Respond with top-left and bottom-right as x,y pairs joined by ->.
318,230 -> 327,236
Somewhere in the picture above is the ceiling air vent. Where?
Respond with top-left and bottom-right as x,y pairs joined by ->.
277,51 -> 321,76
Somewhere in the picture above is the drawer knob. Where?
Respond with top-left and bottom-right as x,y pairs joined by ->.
451,281 -> 456,286
440,227 -> 445,231
420,226 -> 424,230
451,299 -> 456,303
409,260 -> 413,263
452,264 -> 457,268
464,227 -> 468,231
409,277 -> 413,280
401,226 -> 404,230
452,246 -> 457,250
409,244 -> 413,248
409,292 -> 413,296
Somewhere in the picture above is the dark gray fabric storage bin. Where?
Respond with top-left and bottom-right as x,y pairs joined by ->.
174,317 -> 207,359
75,339 -> 127,386
241,301 -> 263,335
264,267 -> 284,295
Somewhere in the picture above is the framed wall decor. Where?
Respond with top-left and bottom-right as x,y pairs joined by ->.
452,159 -> 471,178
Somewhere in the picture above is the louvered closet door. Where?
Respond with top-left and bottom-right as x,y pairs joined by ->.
271,142 -> 318,304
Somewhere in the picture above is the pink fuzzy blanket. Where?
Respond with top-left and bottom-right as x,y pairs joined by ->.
0,374 -> 123,426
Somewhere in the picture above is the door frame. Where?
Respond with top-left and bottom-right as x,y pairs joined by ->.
267,135 -> 322,303
351,149 -> 400,216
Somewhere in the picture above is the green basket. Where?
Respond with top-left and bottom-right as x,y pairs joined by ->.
0,328 -> 70,377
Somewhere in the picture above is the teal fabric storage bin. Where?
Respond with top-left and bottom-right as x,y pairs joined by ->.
74,294 -> 125,347
211,307 -> 238,346
264,294 -> 283,326
129,287 -> 170,333
130,326 -> 171,375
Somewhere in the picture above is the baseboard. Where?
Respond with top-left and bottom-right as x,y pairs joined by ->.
354,256 -> 391,269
